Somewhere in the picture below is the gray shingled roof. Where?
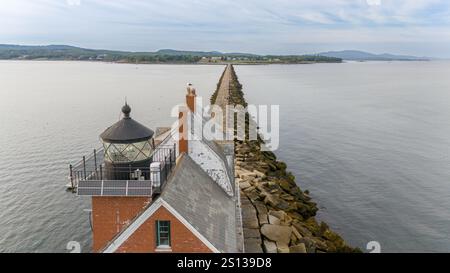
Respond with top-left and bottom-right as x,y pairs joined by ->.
161,154 -> 238,253
199,115 -> 235,192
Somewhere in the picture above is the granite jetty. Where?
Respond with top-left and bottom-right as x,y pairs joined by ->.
211,64 -> 360,253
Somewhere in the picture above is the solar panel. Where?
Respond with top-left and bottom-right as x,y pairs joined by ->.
103,180 -> 127,188
128,188 -> 153,196
78,180 -> 102,188
128,181 -> 151,188
103,188 -> 127,196
77,188 -> 102,196
77,180 -> 152,197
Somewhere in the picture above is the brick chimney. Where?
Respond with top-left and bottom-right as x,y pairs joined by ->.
178,108 -> 188,154
179,84 -> 196,154
186,83 -> 196,112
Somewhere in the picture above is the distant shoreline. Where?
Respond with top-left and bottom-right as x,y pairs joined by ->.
2,58 -> 440,66
2,44 -> 437,64
0,58 -> 343,65
0,44 -> 342,65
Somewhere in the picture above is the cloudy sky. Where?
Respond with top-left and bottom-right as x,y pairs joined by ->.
1,0 -> 450,57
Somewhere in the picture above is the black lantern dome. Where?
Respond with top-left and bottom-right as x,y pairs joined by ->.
100,103 -> 154,144
100,103 -> 155,170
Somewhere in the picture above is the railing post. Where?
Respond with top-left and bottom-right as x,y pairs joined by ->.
83,156 -> 87,180
69,164 -> 74,189
167,154 -> 170,170
173,143 -> 177,159
94,149 -> 98,179
160,164 -> 164,188
129,164 -> 131,180
94,149 -> 97,170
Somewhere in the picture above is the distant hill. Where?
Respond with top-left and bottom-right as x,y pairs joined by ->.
0,44 -> 342,64
156,49 -> 223,56
319,50 -> 429,61
0,44 -> 126,59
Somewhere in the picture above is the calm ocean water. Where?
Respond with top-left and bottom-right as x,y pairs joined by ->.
235,62 -> 450,253
1,61 -> 449,253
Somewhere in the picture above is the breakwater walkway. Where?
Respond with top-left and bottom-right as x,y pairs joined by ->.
214,64 -> 232,111
211,64 -> 359,253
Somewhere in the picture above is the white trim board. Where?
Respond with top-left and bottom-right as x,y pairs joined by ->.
103,198 -> 220,253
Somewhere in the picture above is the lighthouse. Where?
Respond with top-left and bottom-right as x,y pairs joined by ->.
71,102 -> 177,252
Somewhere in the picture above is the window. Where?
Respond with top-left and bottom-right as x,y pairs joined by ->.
156,221 -> 171,247
103,140 -> 153,163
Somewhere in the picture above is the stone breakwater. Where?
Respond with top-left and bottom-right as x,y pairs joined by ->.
212,65 -> 360,253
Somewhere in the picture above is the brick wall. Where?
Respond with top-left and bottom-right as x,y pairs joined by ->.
92,197 -> 151,252
116,206 -> 213,253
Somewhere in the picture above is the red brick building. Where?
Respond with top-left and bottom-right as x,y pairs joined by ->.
70,84 -> 243,253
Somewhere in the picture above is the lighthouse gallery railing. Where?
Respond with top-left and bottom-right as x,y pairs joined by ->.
69,144 -> 177,197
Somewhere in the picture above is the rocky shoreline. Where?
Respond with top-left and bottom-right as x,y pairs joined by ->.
212,65 -> 360,253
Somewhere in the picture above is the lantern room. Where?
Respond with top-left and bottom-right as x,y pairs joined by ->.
100,103 -> 155,179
